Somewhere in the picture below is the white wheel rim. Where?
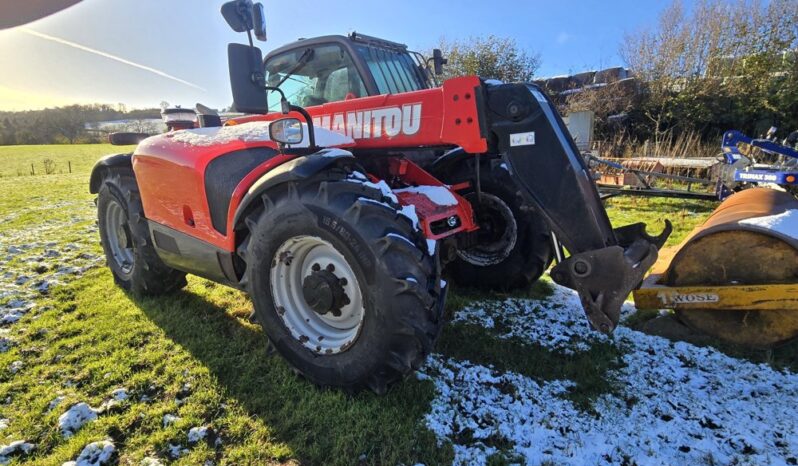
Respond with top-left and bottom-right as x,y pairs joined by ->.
270,235 -> 365,354
104,199 -> 134,275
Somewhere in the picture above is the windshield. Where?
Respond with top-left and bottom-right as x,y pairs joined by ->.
264,44 -> 368,111
354,45 -> 431,94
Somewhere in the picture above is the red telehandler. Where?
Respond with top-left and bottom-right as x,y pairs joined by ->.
89,1 -> 670,393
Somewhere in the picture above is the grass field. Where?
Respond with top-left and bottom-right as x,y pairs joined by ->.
1,144 -> 796,465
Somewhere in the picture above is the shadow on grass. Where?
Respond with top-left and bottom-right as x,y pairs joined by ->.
131,286 -> 453,466
624,310 -> 798,374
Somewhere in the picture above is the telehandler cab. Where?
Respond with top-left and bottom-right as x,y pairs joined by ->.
89,0 -> 669,393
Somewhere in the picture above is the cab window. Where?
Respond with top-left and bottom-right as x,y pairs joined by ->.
264,44 -> 367,111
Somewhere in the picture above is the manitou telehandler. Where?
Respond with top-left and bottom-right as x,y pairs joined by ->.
89,0 -> 676,393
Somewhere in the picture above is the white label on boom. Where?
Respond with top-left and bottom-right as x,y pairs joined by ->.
510,131 -> 535,147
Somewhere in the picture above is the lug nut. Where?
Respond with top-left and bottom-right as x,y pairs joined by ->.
311,263 -> 321,271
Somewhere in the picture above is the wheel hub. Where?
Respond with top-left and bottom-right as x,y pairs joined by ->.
104,199 -> 135,275
302,265 -> 350,316
270,235 -> 365,354
115,223 -> 131,250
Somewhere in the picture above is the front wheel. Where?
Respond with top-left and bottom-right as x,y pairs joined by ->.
242,170 -> 444,394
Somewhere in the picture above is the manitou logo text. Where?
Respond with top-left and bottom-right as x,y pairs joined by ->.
312,104 -> 422,140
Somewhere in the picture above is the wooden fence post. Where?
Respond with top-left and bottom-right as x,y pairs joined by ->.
68,161 -> 72,173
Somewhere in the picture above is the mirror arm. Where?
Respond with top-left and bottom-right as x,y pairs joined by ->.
263,85 -> 290,114
246,29 -> 254,48
288,104 -> 317,151
263,86 -> 317,150
264,85 -> 286,101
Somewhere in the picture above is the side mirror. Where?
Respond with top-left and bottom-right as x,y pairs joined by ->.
220,0 -> 253,32
228,43 -> 268,114
252,3 -> 267,41
269,118 -> 303,145
432,49 -> 448,75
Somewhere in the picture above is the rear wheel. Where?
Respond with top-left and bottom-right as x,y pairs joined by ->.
97,169 -> 186,295
241,169 -> 444,393
440,158 -> 553,291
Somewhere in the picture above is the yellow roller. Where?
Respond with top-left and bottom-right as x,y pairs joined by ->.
635,188 -> 798,348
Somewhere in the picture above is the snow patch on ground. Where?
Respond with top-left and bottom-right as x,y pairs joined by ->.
8,361 -> 22,374
0,211 -> 102,331
0,440 -> 35,465
62,440 -> 115,466
167,443 -> 188,459
162,414 -> 180,427
110,388 -> 128,401
188,426 -> 209,443
450,285 -> 619,354
422,284 -> 798,465
58,403 -> 99,438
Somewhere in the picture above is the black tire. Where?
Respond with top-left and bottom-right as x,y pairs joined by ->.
97,169 -> 187,295
241,168 -> 444,394
439,157 -> 553,291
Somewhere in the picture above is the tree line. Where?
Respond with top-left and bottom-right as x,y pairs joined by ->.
0,104 -> 160,145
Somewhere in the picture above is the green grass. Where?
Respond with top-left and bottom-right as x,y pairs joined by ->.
603,195 -> 717,247
0,144 -> 135,178
0,272 -> 451,465
0,144 -> 752,465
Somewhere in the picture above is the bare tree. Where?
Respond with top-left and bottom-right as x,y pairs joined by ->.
620,0 -> 798,140
434,35 -> 541,83
121,119 -> 163,134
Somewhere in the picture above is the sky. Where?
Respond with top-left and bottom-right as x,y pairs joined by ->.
0,0 -> 676,111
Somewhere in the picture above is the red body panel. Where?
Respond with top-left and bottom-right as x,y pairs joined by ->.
133,134 -> 296,251
231,76 -> 487,153
133,76 -> 487,253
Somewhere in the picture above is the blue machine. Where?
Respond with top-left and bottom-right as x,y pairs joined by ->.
721,130 -> 798,194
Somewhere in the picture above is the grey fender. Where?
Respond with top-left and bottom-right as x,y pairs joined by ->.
89,153 -> 133,194
231,148 -> 357,231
